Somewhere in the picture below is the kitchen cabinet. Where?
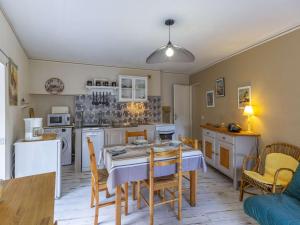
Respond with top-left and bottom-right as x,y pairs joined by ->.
81,128 -> 104,172
75,125 -> 157,171
104,125 -> 155,146
104,128 -> 125,146
201,125 -> 259,189
118,75 -> 147,102
203,133 -> 215,167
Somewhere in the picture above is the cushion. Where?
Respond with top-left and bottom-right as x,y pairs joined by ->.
285,165 -> 300,201
244,170 -> 287,186
244,194 -> 300,225
264,153 -> 299,185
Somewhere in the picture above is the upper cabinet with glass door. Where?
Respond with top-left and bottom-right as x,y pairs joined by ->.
118,75 -> 148,102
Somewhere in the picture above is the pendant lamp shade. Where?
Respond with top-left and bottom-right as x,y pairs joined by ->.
146,19 -> 195,64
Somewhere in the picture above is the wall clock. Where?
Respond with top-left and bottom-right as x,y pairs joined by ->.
45,77 -> 64,94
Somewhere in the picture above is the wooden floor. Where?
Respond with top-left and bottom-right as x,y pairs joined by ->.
54,165 -> 257,225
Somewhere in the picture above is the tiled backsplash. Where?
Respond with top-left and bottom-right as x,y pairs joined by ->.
75,95 -> 161,125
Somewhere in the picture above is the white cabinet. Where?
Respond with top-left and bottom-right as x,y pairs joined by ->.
119,75 -> 147,102
104,125 -> 155,146
216,140 -> 234,178
202,127 -> 259,189
203,134 -> 215,167
105,128 -> 125,146
81,128 -> 104,172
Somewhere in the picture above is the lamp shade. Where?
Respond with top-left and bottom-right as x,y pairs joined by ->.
146,43 -> 195,64
243,105 -> 254,116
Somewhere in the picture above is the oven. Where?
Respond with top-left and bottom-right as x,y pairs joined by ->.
47,113 -> 71,126
155,124 -> 176,141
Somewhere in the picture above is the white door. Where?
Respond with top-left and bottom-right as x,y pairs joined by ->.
173,84 -> 191,137
0,62 -> 5,179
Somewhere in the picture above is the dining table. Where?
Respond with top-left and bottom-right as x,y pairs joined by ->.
0,172 -> 56,225
101,142 -> 207,225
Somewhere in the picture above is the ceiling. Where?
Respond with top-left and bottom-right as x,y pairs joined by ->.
1,1 -> 300,74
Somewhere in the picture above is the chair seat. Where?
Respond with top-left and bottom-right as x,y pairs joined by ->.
97,168 -> 109,185
144,175 -> 178,191
244,170 -> 288,186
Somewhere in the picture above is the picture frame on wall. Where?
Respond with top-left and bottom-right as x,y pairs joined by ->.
8,58 -> 18,106
206,90 -> 215,108
238,85 -> 251,109
215,77 -> 225,97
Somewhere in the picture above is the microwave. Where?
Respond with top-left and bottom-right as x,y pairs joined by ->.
47,113 -> 71,126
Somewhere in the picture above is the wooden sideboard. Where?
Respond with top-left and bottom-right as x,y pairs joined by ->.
201,124 -> 260,189
0,172 -> 56,225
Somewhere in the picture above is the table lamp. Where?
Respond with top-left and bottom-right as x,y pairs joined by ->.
243,105 -> 254,131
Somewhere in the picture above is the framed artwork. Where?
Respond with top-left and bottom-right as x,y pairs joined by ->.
8,59 -> 18,106
238,86 -> 251,109
45,77 -> 64,95
206,90 -> 215,108
215,77 -> 225,97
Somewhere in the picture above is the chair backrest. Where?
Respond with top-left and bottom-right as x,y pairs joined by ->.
149,146 -> 182,184
264,153 -> 299,184
125,130 -> 147,144
178,135 -> 199,149
260,143 -> 300,172
87,137 -> 99,185
263,143 -> 300,160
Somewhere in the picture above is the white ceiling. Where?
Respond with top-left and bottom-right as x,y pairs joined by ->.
1,0 -> 300,74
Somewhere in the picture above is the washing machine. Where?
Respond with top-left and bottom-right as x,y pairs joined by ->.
44,127 -> 72,166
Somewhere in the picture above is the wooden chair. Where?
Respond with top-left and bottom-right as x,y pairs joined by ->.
178,135 -> 199,182
240,143 -> 300,201
87,137 -> 128,225
125,129 -> 147,144
137,146 -> 183,225
125,129 -> 148,200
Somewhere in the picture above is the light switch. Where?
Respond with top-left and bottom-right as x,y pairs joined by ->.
201,115 -> 205,120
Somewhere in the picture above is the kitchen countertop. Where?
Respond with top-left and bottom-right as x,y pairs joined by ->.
44,125 -> 75,129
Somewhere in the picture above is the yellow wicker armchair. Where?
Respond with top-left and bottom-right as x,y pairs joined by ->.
239,143 -> 300,201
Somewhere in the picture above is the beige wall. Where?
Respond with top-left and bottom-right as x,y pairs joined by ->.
30,95 -> 75,126
161,72 -> 190,122
190,28 -> 300,147
29,61 -> 190,123
0,10 -> 30,179
29,60 -> 161,96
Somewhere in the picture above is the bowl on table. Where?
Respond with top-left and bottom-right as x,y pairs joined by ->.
169,140 -> 182,147
133,139 -> 148,145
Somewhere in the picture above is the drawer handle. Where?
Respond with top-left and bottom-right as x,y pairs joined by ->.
206,132 -> 209,135
222,137 -> 226,140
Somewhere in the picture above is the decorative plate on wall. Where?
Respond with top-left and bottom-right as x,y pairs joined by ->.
45,77 -> 64,94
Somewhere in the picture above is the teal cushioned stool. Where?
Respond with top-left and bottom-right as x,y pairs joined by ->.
244,165 -> 300,225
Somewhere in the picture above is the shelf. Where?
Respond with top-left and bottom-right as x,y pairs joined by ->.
86,85 -> 118,90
